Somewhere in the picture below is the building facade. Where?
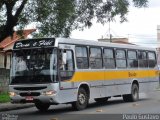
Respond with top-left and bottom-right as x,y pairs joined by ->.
157,25 -> 160,67
0,29 -> 36,93
98,37 -> 136,45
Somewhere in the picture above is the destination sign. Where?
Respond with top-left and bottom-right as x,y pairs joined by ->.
14,38 -> 55,49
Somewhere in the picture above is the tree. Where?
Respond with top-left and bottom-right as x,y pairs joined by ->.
0,0 -> 148,42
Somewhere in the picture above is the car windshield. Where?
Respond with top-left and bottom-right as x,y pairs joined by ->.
10,48 -> 58,84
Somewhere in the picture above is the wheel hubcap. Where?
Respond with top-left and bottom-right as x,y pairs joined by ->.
78,93 -> 86,105
133,89 -> 138,99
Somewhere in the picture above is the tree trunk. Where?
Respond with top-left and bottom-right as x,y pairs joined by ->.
0,0 -> 28,42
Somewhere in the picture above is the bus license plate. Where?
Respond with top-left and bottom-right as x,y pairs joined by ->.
25,96 -> 33,101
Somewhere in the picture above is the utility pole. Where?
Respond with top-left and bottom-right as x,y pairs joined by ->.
109,18 -> 112,42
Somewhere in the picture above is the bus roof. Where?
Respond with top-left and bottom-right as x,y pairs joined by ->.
56,38 -> 156,51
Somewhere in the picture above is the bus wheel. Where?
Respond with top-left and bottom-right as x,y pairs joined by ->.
94,97 -> 109,103
72,88 -> 88,110
35,102 -> 50,112
123,84 -> 139,102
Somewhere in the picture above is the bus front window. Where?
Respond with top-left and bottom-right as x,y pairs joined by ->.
11,48 -> 58,84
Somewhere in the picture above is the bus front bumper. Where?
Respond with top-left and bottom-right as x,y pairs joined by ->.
10,93 -> 59,105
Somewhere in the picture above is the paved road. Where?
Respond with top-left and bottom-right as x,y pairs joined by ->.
0,91 -> 160,120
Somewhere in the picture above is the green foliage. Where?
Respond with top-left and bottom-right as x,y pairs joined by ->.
0,92 -> 10,103
34,0 -> 76,37
132,0 -> 148,7
0,0 -> 148,41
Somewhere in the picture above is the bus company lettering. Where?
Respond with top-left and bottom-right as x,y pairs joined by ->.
33,40 -> 53,47
128,72 -> 137,77
155,70 -> 159,76
16,42 -> 30,48
39,40 -> 53,46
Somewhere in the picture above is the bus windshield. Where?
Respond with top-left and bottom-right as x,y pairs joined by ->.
10,48 -> 58,84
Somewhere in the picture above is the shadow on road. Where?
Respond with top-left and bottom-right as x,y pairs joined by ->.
19,97 -> 150,116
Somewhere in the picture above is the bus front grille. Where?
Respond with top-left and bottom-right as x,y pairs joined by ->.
20,92 -> 40,97
14,86 -> 47,91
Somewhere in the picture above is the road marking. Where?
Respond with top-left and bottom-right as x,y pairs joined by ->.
132,103 -> 139,107
96,109 -> 103,112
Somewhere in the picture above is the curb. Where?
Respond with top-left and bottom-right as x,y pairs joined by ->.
0,103 -> 34,112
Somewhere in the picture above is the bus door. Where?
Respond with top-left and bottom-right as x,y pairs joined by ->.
58,48 -> 75,90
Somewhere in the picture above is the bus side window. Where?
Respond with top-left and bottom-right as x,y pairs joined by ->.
138,51 -> 148,68
116,49 -> 127,68
89,47 -> 103,69
66,51 -> 74,71
103,48 -> 115,69
127,50 -> 138,68
75,46 -> 89,69
148,52 -> 156,68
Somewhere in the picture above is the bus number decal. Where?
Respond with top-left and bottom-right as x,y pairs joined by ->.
128,72 -> 137,77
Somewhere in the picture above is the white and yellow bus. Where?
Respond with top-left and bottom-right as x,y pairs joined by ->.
9,38 -> 159,111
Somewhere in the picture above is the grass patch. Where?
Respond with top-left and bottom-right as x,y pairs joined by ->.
0,92 -> 10,103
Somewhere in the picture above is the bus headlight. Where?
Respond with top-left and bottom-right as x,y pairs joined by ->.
9,92 -> 17,97
42,90 -> 57,96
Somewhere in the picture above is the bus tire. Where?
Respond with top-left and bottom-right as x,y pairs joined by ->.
94,97 -> 108,103
72,88 -> 88,111
35,102 -> 50,112
123,84 -> 139,102
123,94 -> 130,102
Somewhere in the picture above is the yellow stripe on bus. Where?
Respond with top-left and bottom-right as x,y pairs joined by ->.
70,70 -> 158,82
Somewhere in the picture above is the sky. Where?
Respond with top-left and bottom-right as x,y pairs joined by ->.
71,0 -> 160,48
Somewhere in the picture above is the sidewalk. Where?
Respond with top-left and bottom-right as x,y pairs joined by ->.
0,103 -> 34,112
